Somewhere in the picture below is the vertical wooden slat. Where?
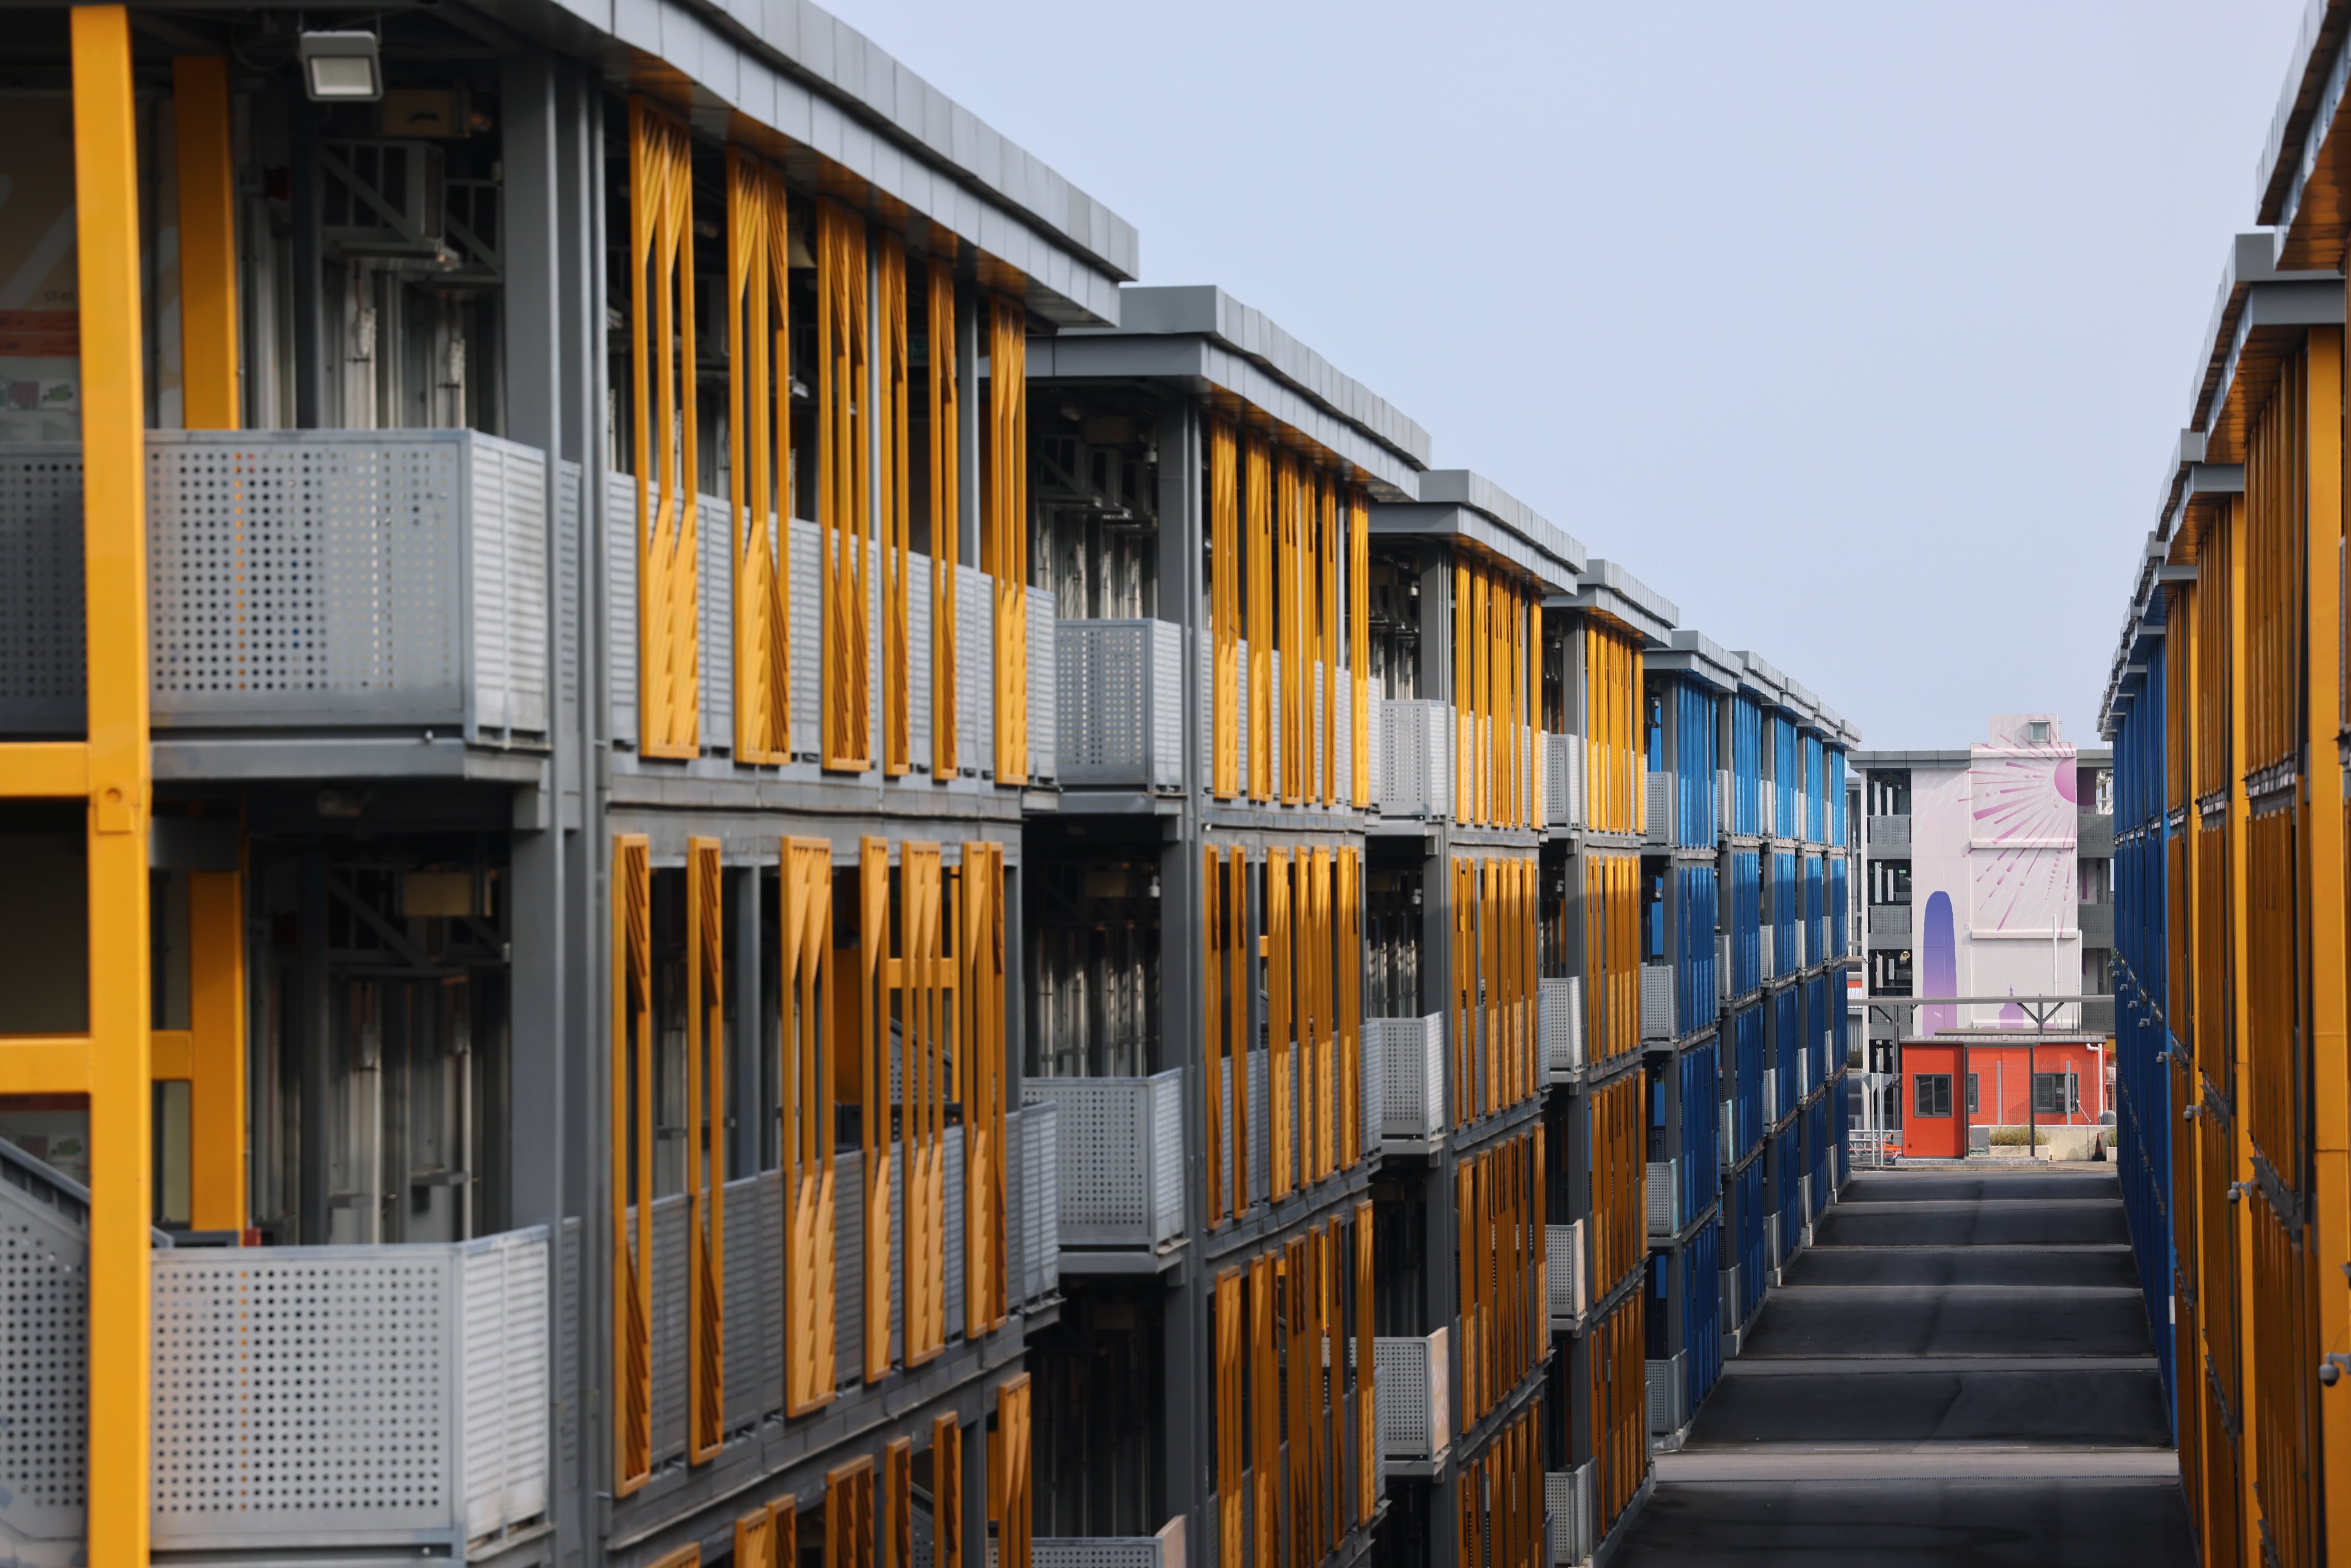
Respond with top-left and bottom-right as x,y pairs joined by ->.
933,1415 -> 964,1568
1250,1253 -> 1279,1568
734,1504 -> 774,1568
727,149 -> 792,762
1348,488 -> 1370,807
783,837 -> 838,1414
1337,848 -> 1361,1170
1267,849 -> 1294,1200
962,841 -> 1008,1333
1216,1268 -> 1246,1568
903,843 -> 948,1365
1229,847 -> 1252,1214
1205,847 -> 1228,1226
1320,473 -> 1340,806
828,1458 -> 875,1568
612,836 -> 655,1490
1355,1199 -> 1376,1524
631,99 -> 700,759
993,1376 -> 1033,1568
1212,420 -> 1241,798
879,234 -> 913,776
820,201 -> 871,771
860,838 -> 891,1380
687,838 -> 726,1461
986,298 -> 1030,785
884,1438 -> 913,1568
1278,451 -> 1305,806
929,263 -> 960,777
1247,435 -> 1274,803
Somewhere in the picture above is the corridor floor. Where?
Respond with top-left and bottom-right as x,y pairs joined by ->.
1608,1163 -> 2192,1566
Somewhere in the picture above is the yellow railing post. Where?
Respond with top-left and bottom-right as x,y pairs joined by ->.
75,10 -> 153,1567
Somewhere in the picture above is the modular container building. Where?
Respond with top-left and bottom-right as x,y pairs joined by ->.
2098,47 -> 2351,1538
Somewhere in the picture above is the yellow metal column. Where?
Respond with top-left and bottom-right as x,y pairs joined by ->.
79,10 -> 153,1568
172,55 -> 237,430
2309,325 -> 2351,1555
2226,491 -> 2259,1566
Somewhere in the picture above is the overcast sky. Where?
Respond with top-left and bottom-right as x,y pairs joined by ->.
828,0 -> 2309,749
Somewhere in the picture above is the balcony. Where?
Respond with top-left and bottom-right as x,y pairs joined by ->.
1646,1349 -> 1687,1438
1022,1069 -> 1184,1255
1869,903 -> 1912,938
1643,771 -> 1672,846
1544,732 -> 1581,828
1646,1158 -> 1681,1239
2078,811 -> 2115,857
3,430 -> 554,770
1059,619 -> 1182,791
1375,1328 -> 1451,1461
1546,1464 -> 1595,1566
1867,814 -> 1911,855
1377,698 -> 1453,818
1640,963 -> 1675,1041
1547,1220 -> 1587,1324
1036,1517 -> 1187,1568
607,476 -> 1056,783
1759,926 -> 1776,983
1376,1014 -> 1447,1143
2,1142 -> 553,1566
2080,901 -> 2115,945
1539,977 -> 1584,1078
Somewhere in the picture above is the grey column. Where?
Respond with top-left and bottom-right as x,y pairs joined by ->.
297,852 -> 329,1242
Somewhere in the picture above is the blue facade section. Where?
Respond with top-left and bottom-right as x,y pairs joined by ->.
2112,634 -> 2175,1420
1828,748 -> 1848,846
1828,857 -> 1848,960
1774,1121 -> 1802,1244
1730,694 -> 1765,837
1681,1038 -> 1721,1221
1803,855 -> 1825,967
1803,975 -> 1829,1093
1772,851 -> 1798,968
1733,1159 -> 1767,1324
1732,1002 -> 1764,1156
1677,863 -> 1718,1034
1802,731 -> 1824,843
1771,715 -> 1800,839
1684,1217 -> 1722,1410
1728,849 -> 1762,996
1772,985 -> 1799,1120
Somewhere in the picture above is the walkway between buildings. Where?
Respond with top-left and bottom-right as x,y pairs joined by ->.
1609,1165 -> 2190,1566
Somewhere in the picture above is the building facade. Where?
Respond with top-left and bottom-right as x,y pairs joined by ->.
2100,2 -> 2351,1555
0,7 -> 1859,1568
1851,726 -> 2116,1147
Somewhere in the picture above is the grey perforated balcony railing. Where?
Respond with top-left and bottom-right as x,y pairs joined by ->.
1377,698 -> 1452,818
1034,1517 -> 1186,1568
1,431 -> 555,750
0,1142 -> 553,1566
1377,1014 -> 1446,1142
1539,977 -> 1583,1078
1021,1068 -> 1184,1250
1060,619 -> 1182,790
1376,1328 -> 1450,1460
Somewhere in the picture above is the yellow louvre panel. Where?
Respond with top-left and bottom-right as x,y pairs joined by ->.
1247,436 -> 1273,804
820,201 -> 871,771
782,838 -> 837,1414
1249,1255 -> 1279,1568
930,263 -> 961,778
1213,1268 -> 1244,1568
1205,848 -> 1239,1224
1211,420 -> 1240,799
961,842 -> 1008,1334
1337,848 -> 1362,1170
986,299 -> 1030,785
1320,476 -> 1339,806
859,839 -> 892,1381
726,149 -> 792,763
932,1415 -> 964,1568
1349,488 -> 1371,806
1452,857 -> 1476,1126
993,1376 -> 1033,1568
610,835 -> 654,1491
630,99 -> 700,759
1355,1201 -> 1377,1522
885,1439 -> 913,1568
1305,848 -> 1332,1184
901,844 -> 950,1367
733,1506 -> 774,1568
1266,849 -> 1294,1199
1277,452 -> 1305,805
879,234 -> 913,777
827,1458 -> 875,1568
687,838 -> 726,1461
173,55 -> 238,432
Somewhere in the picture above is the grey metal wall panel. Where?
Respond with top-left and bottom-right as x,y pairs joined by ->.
701,494 -> 733,751
0,447 -> 83,732
790,519 -> 820,758
607,470 -> 638,748
836,1148 -> 863,1390
650,1194 -> 686,1464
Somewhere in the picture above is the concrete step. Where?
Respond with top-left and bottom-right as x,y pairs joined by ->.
1740,1284 -> 2154,1359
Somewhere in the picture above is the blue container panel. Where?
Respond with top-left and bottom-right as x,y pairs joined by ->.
1671,679 -> 1720,845
1683,1217 -> 1722,1411
1829,858 -> 1849,960
1834,1074 -> 1851,1185
1802,732 -> 1825,843
1733,1003 -> 1765,1156
1772,851 -> 1799,967
1730,694 -> 1764,837
1803,975 -> 1829,1092
1772,716 -> 1800,839
1775,1123 -> 1802,1243
1736,1159 -> 1766,1317
2111,634 -> 2175,1417
1679,1038 -> 1720,1218
1828,748 -> 1848,847
1772,987 -> 1799,1121
1677,863 -> 1718,1034
1832,973 -> 1849,1070
1804,856 -> 1825,966
1729,849 -> 1762,996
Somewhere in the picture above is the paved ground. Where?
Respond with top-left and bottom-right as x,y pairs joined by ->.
1608,1163 -> 2193,1566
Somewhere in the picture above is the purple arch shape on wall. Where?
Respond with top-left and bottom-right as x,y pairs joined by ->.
1922,891 -> 1957,1035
